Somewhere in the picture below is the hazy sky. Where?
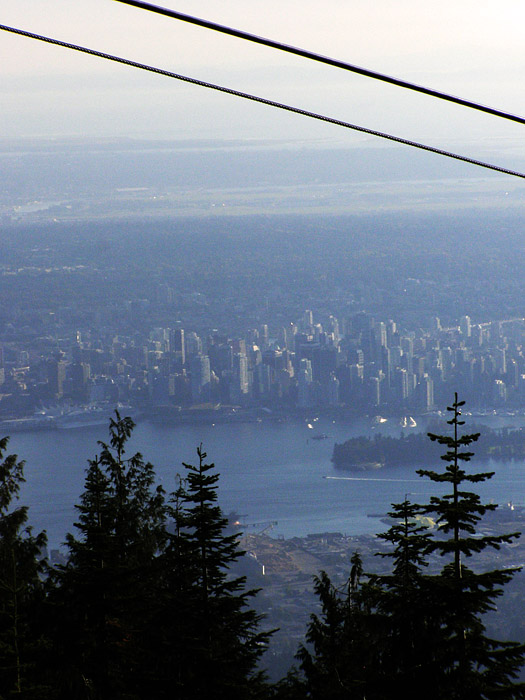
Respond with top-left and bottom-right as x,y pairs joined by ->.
1,1 -> 524,161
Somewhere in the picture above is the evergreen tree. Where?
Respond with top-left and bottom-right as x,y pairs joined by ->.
296,551 -> 381,699
416,394 -> 525,698
49,412 -> 165,699
291,395 -> 525,699
155,445 -> 273,700
0,436 -> 48,699
142,474 -> 198,697
367,499 -> 443,698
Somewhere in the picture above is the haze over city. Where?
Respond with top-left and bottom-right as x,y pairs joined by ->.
2,0 -> 525,152
2,1 -> 525,695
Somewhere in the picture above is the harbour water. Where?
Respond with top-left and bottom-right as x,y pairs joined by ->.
6,412 -> 525,550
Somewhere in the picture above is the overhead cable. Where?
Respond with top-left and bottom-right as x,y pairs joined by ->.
115,0 -> 525,127
1,23 -> 524,181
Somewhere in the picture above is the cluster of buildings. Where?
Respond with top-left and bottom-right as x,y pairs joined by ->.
2,307 -> 525,420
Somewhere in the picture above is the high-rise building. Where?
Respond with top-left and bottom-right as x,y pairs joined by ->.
328,373 -> 340,405
394,367 -> 409,403
373,321 -> 387,350
470,325 -> 483,347
278,323 -> 297,351
507,358 -> 519,388
299,358 -> 313,383
368,376 -> 381,407
400,336 -> 414,358
312,345 -> 338,385
47,359 -> 67,398
190,354 -> 211,404
169,328 -> 185,367
70,362 -> 91,400
303,310 -> 314,330
259,325 -> 269,349
327,315 -> 340,342
232,338 -> 247,356
248,344 -> 262,369
231,353 -> 249,402
210,343 -> 233,374
493,379 -> 507,405
185,332 -> 202,359
460,315 -> 472,337
253,363 -> 271,399
347,348 -> 364,366
495,348 -> 507,375
422,374 -> 434,411
349,363 -> 364,388
351,311 -> 374,335
490,321 -> 503,342
297,367 -> 312,408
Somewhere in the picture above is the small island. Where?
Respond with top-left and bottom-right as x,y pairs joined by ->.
331,425 -> 525,470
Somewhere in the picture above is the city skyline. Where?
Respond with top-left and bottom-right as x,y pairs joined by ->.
4,291 -> 525,424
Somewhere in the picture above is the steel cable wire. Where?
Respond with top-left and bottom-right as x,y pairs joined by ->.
115,0 -> 525,127
1,23 -> 524,180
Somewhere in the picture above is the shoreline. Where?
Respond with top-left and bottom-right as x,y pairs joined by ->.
4,401 -> 525,435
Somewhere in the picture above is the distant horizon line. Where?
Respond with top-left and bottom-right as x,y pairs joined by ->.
0,133 -> 521,152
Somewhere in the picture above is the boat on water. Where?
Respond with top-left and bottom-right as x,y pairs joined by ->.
0,416 -> 57,433
56,403 -> 138,430
0,404 -> 67,433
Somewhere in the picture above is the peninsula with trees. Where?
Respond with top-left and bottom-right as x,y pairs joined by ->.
332,423 -> 525,470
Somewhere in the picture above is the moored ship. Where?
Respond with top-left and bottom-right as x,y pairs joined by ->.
56,403 -> 138,430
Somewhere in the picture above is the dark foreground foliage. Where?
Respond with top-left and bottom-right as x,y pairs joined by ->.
279,395 -> 525,699
0,415 -> 272,699
1,398 -> 525,699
